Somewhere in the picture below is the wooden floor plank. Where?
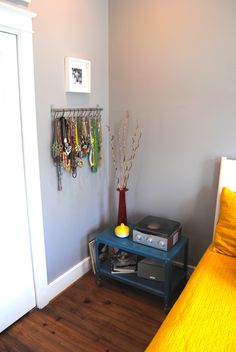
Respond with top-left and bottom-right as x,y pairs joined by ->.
0,272 -> 165,352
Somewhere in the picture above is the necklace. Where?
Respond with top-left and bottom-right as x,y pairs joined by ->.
89,117 -> 99,172
52,119 -> 63,190
69,117 -> 77,178
97,115 -> 102,166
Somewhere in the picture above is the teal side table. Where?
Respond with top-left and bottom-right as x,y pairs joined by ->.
95,227 -> 188,313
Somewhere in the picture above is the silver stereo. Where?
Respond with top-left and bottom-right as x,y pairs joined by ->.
132,216 -> 181,251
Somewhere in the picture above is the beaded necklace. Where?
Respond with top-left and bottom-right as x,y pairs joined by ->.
51,109 -> 103,190
89,117 -> 99,172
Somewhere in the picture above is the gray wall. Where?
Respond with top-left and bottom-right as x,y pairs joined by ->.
109,0 -> 236,265
4,0 -> 236,271
25,0 -> 109,283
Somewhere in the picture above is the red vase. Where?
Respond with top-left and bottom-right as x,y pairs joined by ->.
117,187 -> 128,225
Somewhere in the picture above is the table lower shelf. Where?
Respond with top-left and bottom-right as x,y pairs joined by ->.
97,260 -> 186,298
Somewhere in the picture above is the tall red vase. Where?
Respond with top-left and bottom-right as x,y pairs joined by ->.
117,187 -> 128,225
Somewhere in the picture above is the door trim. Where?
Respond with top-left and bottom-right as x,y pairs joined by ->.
0,2 -> 49,308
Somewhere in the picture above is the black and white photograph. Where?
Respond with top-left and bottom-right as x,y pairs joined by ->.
65,57 -> 91,93
72,67 -> 82,85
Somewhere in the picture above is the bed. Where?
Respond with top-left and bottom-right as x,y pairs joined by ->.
145,157 -> 236,352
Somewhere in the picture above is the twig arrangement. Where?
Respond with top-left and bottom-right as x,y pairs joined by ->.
107,112 -> 142,190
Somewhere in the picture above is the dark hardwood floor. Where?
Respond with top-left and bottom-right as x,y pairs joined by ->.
0,272 -> 166,352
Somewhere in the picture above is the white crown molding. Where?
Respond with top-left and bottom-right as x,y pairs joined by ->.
0,2 -> 36,33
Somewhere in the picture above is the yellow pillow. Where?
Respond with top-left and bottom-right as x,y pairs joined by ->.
213,187 -> 236,256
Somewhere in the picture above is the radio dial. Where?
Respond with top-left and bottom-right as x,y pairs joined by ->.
159,240 -> 165,248
147,237 -> 153,244
136,234 -> 142,241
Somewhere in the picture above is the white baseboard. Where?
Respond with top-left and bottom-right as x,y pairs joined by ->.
173,260 -> 196,275
186,264 -> 196,275
47,257 -> 91,302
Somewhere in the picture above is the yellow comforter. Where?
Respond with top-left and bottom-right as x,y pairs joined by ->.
146,245 -> 236,352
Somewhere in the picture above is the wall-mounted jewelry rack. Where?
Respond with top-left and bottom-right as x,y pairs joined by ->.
51,106 -> 103,118
51,106 -> 103,191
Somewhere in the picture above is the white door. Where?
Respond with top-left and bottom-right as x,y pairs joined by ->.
0,31 -> 36,332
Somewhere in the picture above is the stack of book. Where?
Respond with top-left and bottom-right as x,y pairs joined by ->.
111,251 -> 138,274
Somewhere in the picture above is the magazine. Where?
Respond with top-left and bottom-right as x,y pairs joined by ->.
111,251 -> 138,274
88,233 -> 108,275
88,239 -> 96,274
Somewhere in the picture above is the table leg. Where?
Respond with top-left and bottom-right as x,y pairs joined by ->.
95,239 -> 102,286
164,261 -> 172,313
183,240 -> 189,283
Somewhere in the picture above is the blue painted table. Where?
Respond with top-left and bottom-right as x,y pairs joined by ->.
95,227 -> 188,312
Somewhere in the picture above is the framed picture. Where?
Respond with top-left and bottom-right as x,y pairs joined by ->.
65,57 -> 91,93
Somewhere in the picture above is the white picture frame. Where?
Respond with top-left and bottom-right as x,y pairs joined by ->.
65,57 -> 91,93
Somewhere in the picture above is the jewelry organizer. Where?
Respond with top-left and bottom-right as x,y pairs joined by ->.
51,106 -> 103,190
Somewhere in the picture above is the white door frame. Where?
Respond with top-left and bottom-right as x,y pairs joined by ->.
0,2 -> 48,308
